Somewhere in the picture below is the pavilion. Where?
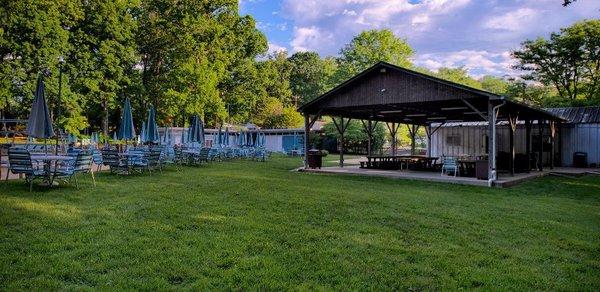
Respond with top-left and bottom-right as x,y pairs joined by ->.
298,62 -> 564,186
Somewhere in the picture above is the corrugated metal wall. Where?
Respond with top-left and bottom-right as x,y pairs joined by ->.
560,124 -> 600,166
431,124 -> 600,166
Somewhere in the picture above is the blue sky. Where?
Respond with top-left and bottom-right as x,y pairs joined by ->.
239,0 -> 599,78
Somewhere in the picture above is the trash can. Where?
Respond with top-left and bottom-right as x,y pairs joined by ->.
475,160 -> 488,180
573,152 -> 588,168
307,149 -> 323,169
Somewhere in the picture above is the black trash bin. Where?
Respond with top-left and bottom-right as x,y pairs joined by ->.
573,152 -> 588,168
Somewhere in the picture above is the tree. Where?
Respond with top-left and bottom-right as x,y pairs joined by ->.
70,0 -> 139,135
335,29 -> 414,83
322,119 -> 386,153
434,67 -> 482,89
288,51 -> 337,105
0,0 -> 82,125
137,0 -> 267,127
512,20 -> 600,104
480,75 -> 509,95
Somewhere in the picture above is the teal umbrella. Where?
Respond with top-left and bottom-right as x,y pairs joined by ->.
145,106 -> 159,143
140,121 -> 147,142
224,127 -> 229,146
26,74 -> 55,140
180,127 -> 187,145
188,114 -> 204,144
217,126 -> 223,146
118,97 -> 136,140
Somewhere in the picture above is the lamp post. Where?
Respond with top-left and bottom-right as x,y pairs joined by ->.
55,56 -> 65,154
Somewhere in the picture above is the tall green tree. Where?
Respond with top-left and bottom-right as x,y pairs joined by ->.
288,51 -> 337,105
137,0 -> 266,127
335,29 -> 414,83
69,0 -> 139,135
434,67 -> 483,89
0,0 -> 82,124
513,20 -> 600,105
480,75 -> 509,95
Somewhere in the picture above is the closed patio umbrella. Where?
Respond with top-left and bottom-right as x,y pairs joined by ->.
180,127 -> 187,145
145,106 -> 159,143
118,97 -> 136,141
140,121 -> 146,143
217,126 -> 223,147
224,127 -> 229,146
26,75 -> 54,153
188,114 -> 205,145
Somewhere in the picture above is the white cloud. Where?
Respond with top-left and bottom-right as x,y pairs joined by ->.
290,26 -> 334,53
484,8 -> 539,31
415,50 -> 517,77
267,42 -> 288,55
273,0 -> 600,77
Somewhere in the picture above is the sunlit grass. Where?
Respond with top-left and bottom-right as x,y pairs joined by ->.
1,156 -> 599,290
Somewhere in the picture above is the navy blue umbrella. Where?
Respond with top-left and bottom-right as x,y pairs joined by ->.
188,114 -> 205,145
26,75 -> 55,140
118,97 -> 136,140
145,105 -> 159,143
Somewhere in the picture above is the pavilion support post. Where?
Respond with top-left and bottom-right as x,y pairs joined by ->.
386,122 -> 400,156
302,112 -> 322,169
303,113 -> 310,169
525,120 -> 532,172
361,119 -> 377,156
487,101 -> 498,185
407,124 -> 420,155
508,114 -> 518,176
333,117 -> 351,167
550,121 -> 556,169
538,120 -> 544,171
557,122 -> 562,167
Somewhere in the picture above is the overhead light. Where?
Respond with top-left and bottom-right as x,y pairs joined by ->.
441,106 -> 468,111
380,88 -> 386,92
427,117 -> 447,120
380,110 -> 403,114
403,118 -> 412,121
406,114 -> 426,117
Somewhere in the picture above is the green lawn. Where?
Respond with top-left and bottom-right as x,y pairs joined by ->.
1,156 -> 599,290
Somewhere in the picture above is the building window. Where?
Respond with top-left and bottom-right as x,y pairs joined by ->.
446,135 -> 461,146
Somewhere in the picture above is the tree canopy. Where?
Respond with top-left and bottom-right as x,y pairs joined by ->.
1,2 -> 597,138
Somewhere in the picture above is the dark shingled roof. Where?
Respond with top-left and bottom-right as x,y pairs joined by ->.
545,106 -> 600,124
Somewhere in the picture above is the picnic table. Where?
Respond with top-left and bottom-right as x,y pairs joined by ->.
361,155 -> 438,170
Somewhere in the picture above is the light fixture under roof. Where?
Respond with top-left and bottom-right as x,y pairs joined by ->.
427,116 -> 447,120
379,109 -> 403,114
406,114 -> 426,117
441,106 -> 468,111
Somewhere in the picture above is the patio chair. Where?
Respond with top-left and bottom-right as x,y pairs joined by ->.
147,148 -> 163,173
173,146 -> 185,169
101,148 -> 129,174
92,149 -> 103,171
54,150 -> 96,188
5,148 -> 46,191
441,156 -> 459,177
197,147 -> 210,164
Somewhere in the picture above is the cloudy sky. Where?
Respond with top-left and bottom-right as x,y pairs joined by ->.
239,0 -> 599,78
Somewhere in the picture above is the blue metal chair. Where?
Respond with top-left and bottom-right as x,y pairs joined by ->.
441,156 -> 459,177
54,150 -> 95,188
5,148 -> 46,191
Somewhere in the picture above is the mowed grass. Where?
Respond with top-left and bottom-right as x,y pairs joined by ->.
1,156 -> 599,290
